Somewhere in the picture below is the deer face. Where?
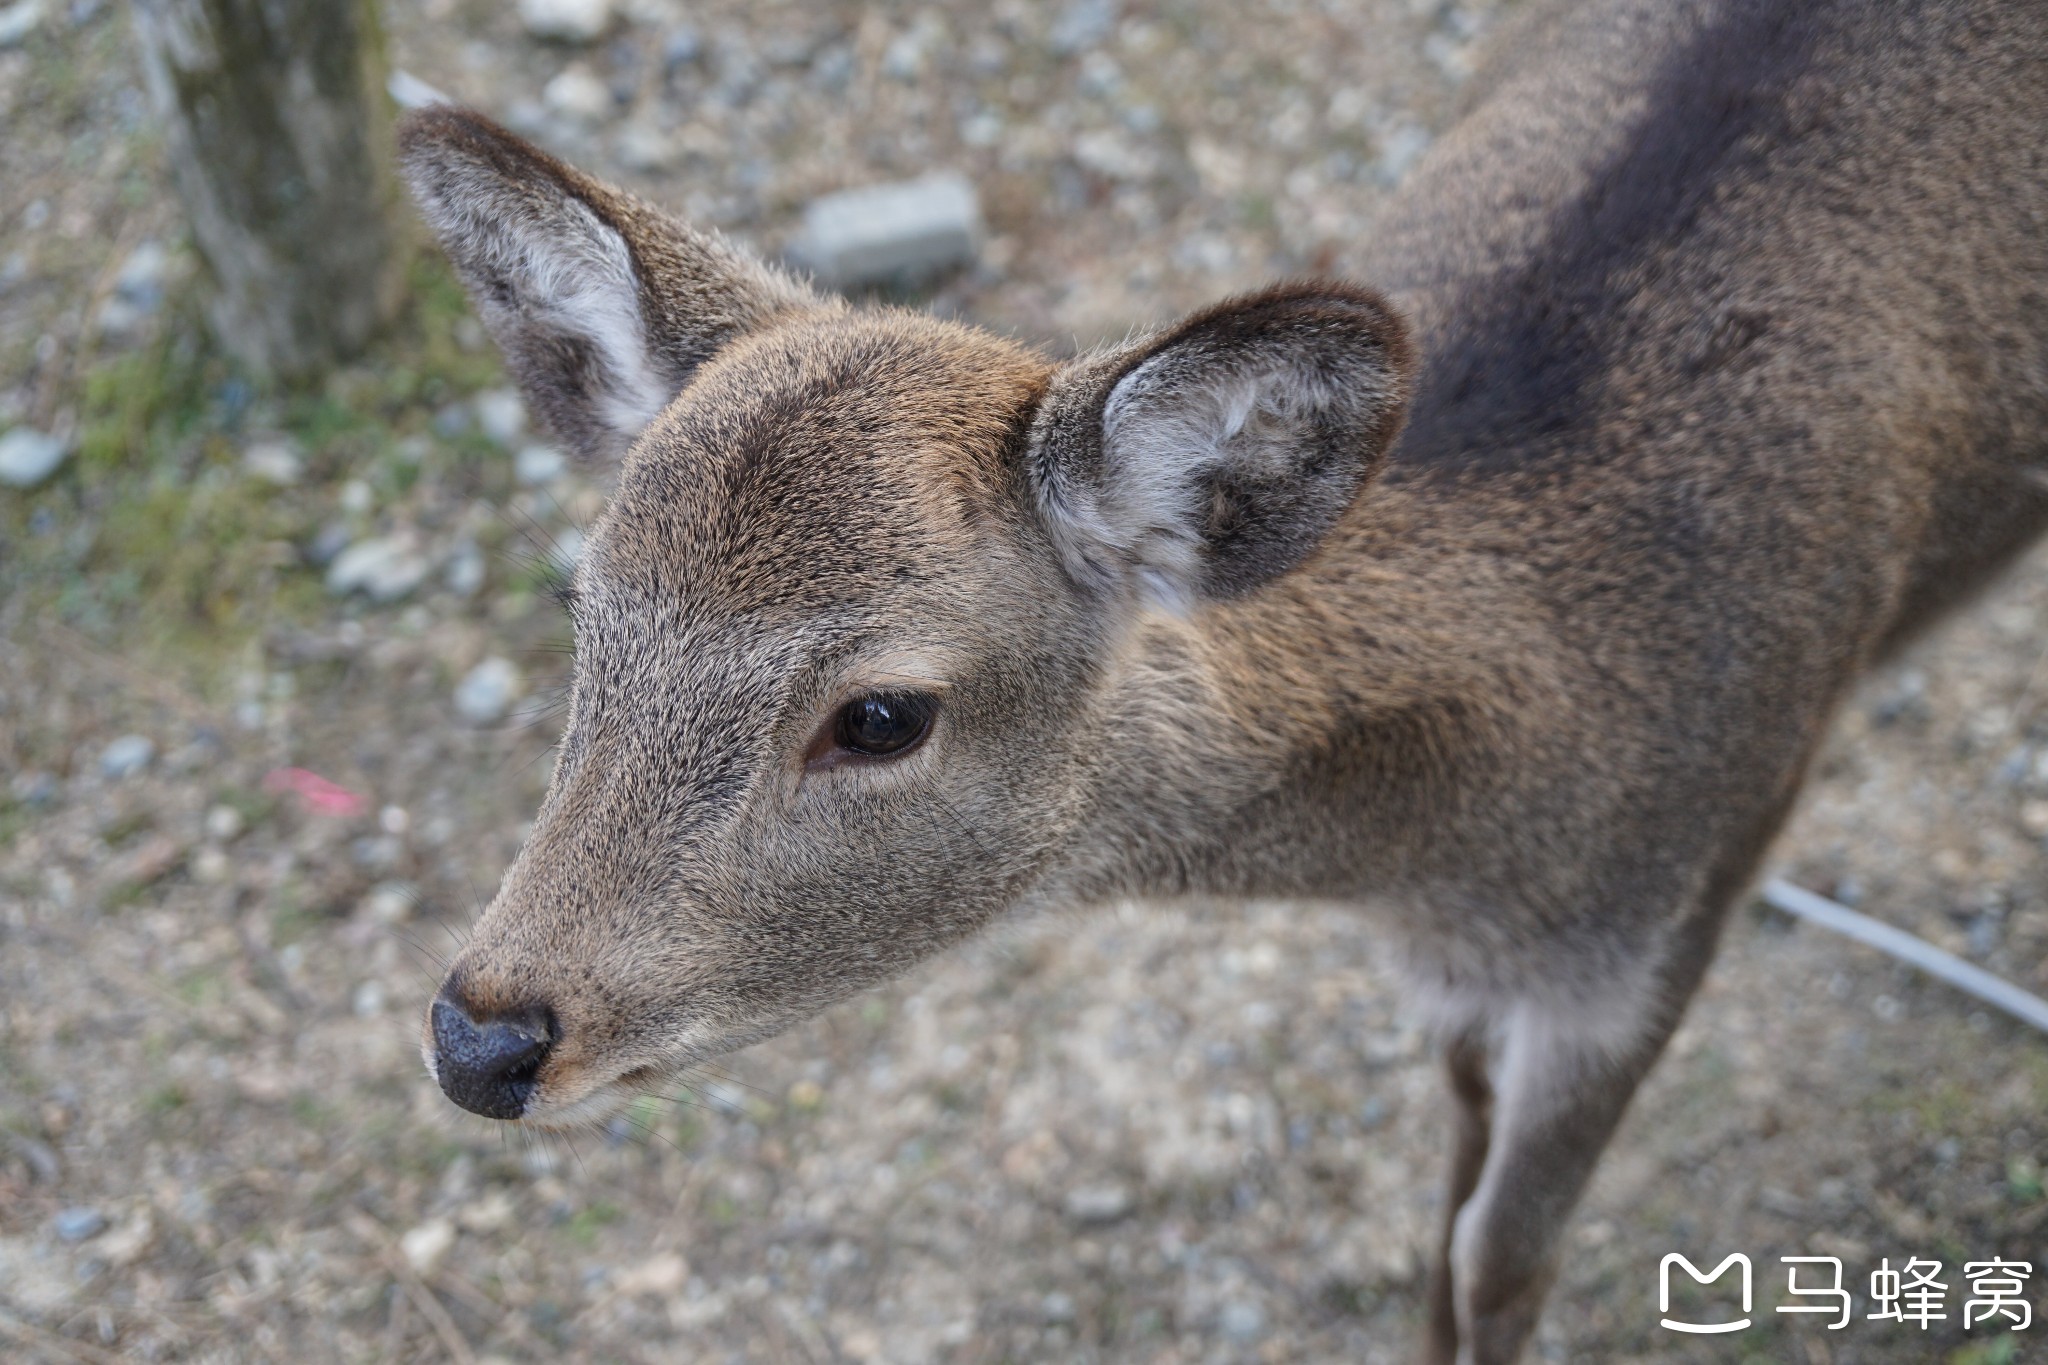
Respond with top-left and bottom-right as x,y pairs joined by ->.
399,109 -> 1411,1125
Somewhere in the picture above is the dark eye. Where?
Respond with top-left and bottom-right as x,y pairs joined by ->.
834,693 -> 934,758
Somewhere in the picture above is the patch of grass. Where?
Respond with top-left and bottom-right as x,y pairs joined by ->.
563,1200 -> 623,1247
1949,1339 -> 2020,1365
144,1083 -> 189,1116
4,249 -> 507,691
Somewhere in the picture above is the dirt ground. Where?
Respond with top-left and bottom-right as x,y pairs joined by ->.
4,2 -> 2047,1363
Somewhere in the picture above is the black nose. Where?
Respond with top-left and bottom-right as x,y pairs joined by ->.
430,996 -> 553,1119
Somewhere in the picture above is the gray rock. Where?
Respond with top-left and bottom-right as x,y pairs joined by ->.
455,656 -> 522,725
518,0 -> 610,43
1041,1291 -> 1077,1324
543,64 -> 614,123
326,536 -> 432,603
444,541 -> 486,598
12,770 -> 57,806
99,734 -> 155,779
515,444 -> 567,485
790,175 -> 981,290
474,387 -> 526,447
97,241 -> 169,338
242,439 -> 303,486
305,521 -> 352,568
53,1207 -> 106,1242
386,68 -> 452,111
0,426 -> 69,487
0,0 -> 44,49
1062,1182 -> 1133,1224
615,120 -> 679,172
1049,0 -> 1118,54
1218,1300 -> 1266,1342
662,25 -> 702,68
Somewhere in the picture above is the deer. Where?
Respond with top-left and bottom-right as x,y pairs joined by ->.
394,0 -> 2048,1357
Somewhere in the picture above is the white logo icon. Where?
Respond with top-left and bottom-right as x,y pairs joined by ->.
1660,1253 -> 1753,1334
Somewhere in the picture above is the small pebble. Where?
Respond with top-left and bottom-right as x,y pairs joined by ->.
99,734 -> 155,779
204,804 -> 246,841
327,536 -> 431,603
445,542 -> 486,598
455,656 -> 523,724
53,1207 -> 106,1242
0,426 -> 69,487
543,64 -> 614,123
12,770 -> 57,806
358,881 -> 416,925
0,0 -> 44,50
789,175 -> 981,289
400,1218 -> 456,1275
1062,1182 -> 1133,1224
242,439 -> 303,486
519,0 -> 610,43
474,388 -> 526,447
1219,1300 -> 1266,1342
515,444 -> 567,485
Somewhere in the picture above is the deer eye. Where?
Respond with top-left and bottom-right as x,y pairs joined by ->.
834,693 -> 934,758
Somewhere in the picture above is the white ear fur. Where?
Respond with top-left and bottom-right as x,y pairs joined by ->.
399,108 -> 820,462
1030,284 -> 1414,610
428,181 -> 670,441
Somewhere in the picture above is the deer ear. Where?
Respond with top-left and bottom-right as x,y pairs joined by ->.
397,107 -> 822,461
1027,282 -> 1415,609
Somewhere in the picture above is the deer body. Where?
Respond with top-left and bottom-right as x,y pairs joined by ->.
399,0 -> 2048,1359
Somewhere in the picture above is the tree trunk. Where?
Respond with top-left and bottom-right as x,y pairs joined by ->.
133,0 -> 403,379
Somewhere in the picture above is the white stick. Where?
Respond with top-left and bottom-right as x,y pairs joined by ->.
1760,877 -> 2048,1035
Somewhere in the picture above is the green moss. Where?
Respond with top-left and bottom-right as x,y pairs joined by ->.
2,249 -> 506,693
563,1200 -> 623,1246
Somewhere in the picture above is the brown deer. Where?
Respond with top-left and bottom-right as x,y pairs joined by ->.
396,0 -> 2048,1357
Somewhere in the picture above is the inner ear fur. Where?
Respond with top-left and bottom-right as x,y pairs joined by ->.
1028,281 -> 1416,607
397,106 -> 823,461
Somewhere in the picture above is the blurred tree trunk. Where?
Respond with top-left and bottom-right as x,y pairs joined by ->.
133,0 -> 403,379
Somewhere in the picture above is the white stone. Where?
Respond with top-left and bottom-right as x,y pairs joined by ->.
387,68 -> 452,111
474,387 -> 526,446
1062,1182 -> 1132,1224
455,656 -> 523,725
99,734 -> 155,779
0,1 -> 44,50
352,979 -> 387,1017
615,120 -> 679,172
515,444 -> 567,485
0,426 -> 67,487
613,1251 -> 689,1297
444,542 -> 486,597
400,1218 -> 456,1276
542,64 -> 613,123
518,0 -> 611,42
242,439 -> 303,486
359,881 -> 416,925
326,535 -> 431,602
204,803 -> 246,841
791,176 -> 981,289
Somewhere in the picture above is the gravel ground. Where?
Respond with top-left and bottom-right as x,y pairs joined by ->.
4,2 -> 2048,1363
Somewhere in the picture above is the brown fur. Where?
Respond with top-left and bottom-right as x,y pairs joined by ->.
397,0 -> 2048,1358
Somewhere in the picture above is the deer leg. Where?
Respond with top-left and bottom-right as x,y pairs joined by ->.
1423,1030 -> 1494,1365
1440,920 -> 1720,1365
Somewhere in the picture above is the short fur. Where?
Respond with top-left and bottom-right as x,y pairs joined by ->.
398,0 -> 2048,1358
